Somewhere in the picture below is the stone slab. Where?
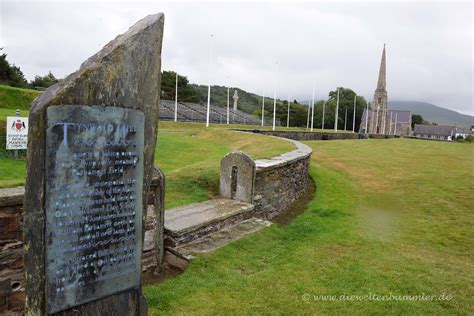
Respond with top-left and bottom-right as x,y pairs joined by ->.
255,138 -> 312,171
164,250 -> 188,271
219,151 -> 255,203
164,198 -> 254,235
44,105 -> 144,313
0,187 -> 25,207
171,218 -> 271,259
23,13 -> 164,316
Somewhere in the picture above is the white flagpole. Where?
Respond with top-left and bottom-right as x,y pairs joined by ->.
382,110 -> 386,134
344,107 -> 348,130
352,95 -> 356,132
306,101 -> 310,129
322,100 -> 326,130
227,87 -> 230,124
335,88 -> 339,131
365,101 -> 369,134
287,95 -> 290,128
311,81 -> 315,132
393,113 -> 398,135
272,61 -> 278,131
389,111 -> 392,134
206,34 -> 214,128
375,106 -> 379,134
261,93 -> 265,127
174,72 -> 178,122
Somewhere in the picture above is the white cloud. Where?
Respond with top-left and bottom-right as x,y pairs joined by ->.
1,0 -> 472,114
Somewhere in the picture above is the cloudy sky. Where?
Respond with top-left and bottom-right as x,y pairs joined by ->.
1,0 -> 472,115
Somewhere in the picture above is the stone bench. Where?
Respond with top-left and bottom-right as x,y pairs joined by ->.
164,198 -> 255,248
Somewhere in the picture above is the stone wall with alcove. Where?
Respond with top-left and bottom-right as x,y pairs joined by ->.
219,137 -> 313,219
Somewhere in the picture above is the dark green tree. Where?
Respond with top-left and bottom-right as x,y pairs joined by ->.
288,100 -> 309,127
411,114 -> 424,128
253,99 -> 308,127
326,87 -> 367,131
30,71 -> 60,88
161,70 -> 200,102
0,48 -> 28,88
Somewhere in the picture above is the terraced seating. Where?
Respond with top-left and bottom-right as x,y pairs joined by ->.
158,100 -> 275,125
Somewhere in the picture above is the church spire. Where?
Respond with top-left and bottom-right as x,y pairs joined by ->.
376,44 -> 386,92
369,44 -> 388,133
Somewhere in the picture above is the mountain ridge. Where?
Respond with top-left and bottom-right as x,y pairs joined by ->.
188,82 -> 473,128
389,100 -> 473,128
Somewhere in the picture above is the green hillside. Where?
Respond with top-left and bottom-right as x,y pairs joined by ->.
190,83 -> 313,127
190,83 -> 272,114
390,100 -> 474,128
0,84 -> 42,110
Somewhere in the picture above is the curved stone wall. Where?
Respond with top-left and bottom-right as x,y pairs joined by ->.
252,138 -> 313,219
219,134 -> 313,219
233,129 -> 397,141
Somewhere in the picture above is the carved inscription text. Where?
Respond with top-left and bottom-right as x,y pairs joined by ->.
45,106 -> 145,313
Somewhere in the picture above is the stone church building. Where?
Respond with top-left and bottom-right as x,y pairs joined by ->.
360,45 -> 412,136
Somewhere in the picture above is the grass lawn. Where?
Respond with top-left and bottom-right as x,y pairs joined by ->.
0,84 -> 41,110
0,121 -> 294,209
154,122 -> 294,208
144,138 -> 473,314
0,108 -> 30,118
1,85 -> 472,313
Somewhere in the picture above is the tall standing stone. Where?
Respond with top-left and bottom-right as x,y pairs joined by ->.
219,152 -> 255,204
23,13 -> 164,315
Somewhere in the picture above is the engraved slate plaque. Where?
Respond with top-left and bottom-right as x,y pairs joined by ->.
45,105 -> 145,313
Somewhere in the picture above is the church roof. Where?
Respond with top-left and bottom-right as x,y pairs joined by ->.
414,124 -> 455,136
388,110 -> 411,123
455,128 -> 473,134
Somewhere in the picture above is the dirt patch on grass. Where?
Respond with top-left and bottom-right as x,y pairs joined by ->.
143,263 -> 184,286
358,206 -> 402,241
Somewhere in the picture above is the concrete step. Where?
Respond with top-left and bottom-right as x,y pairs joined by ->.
164,198 -> 255,247
170,217 -> 272,260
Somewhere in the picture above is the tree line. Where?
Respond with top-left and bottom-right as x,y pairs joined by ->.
0,48 -> 60,89
3,51 -> 426,131
160,70 -> 372,130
